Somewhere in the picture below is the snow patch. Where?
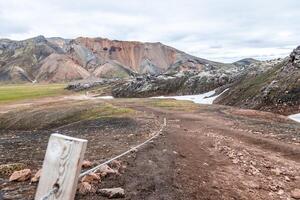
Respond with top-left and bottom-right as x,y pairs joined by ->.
152,89 -> 228,105
96,96 -> 114,99
288,113 -> 300,123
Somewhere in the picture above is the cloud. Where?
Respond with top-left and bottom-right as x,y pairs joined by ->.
0,0 -> 299,62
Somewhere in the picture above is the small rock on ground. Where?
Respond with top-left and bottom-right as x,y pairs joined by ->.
81,172 -> 101,184
291,188 -> 300,199
31,169 -> 42,183
78,182 -> 96,195
82,160 -> 93,168
98,187 -> 125,198
9,169 -> 31,182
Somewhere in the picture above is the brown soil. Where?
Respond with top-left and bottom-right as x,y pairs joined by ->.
0,97 -> 299,200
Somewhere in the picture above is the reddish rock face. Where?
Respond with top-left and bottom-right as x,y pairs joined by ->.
74,37 -> 180,73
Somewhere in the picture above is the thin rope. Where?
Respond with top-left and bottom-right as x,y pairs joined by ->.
39,117 -> 166,200
79,117 -> 166,178
39,186 -> 58,200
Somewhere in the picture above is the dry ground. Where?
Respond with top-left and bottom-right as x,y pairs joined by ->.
0,95 -> 299,200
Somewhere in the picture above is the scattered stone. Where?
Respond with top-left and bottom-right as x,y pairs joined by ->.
250,161 -> 256,166
232,159 -> 239,164
3,193 -> 23,199
78,182 -> 96,195
9,169 -> 31,182
237,152 -> 243,157
109,160 -> 122,171
277,189 -> 284,195
96,164 -> 117,177
82,160 -> 93,168
249,165 -> 260,175
271,168 -> 281,176
242,180 -> 260,189
131,148 -> 138,153
211,180 -> 219,189
228,152 -> 235,158
81,172 -> 101,184
98,187 -> 125,198
291,188 -> 300,199
269,180 -> 284,192
31,169 -> 42,183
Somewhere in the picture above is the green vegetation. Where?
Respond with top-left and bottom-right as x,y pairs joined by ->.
0,84 -> 67,103
148,99 -> 198,111
0,163 -> 26,176
0,101 -> 135,130
57,103 -> 135,126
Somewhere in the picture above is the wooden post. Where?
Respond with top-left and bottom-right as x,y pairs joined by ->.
35,134 -> 87,200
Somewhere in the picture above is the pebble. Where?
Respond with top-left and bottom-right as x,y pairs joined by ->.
98,187 -> 125,198
81,173 -> 101,184
9,169 -> 31,182
78,182 -> 96,195
271,168 -> 281,176
291,188 -> 300,199
82,160 -> 93,168
31,169 -> 42,183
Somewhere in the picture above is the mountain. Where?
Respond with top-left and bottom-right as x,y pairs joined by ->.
216,47 -> 300,115
233,58 -> 260,67
0,35 -> 232,83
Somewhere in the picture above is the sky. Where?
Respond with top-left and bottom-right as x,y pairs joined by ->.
0,0 -> 299,63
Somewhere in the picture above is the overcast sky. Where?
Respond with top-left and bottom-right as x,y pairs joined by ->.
0,0 -> 299,62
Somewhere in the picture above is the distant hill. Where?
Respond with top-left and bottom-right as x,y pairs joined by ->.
0,35 -> 234,83
233,58 -> 260,67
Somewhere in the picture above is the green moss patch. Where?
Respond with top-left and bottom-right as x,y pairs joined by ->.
0,84 -> 67,103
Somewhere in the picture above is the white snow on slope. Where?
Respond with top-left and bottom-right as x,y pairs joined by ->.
152,89 -> 228,105
288,113 -> 300,123
96,96 -> 114,99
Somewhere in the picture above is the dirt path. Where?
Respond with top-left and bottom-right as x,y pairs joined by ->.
0,98 -> 300,200
115,103 -> 300,200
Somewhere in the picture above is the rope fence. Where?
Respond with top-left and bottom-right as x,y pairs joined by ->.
37,117 -> 167,200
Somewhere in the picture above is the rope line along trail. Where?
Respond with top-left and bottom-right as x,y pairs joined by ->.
39,117 -> 167,200
80,117 -> 166,178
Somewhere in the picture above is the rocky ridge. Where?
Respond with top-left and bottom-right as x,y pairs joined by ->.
216,46 -> 300,115
111,59 -> 273,98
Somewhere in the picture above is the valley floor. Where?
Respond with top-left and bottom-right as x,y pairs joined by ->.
0,95 -> 299,200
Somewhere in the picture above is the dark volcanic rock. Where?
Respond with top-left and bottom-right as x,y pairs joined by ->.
67,78 -> 125,91
112,73 -> 189,98
111,61 -> 269,98
290,46 -> 300,66
216,46 -> 300,115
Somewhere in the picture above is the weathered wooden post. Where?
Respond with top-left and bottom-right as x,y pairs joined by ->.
35,134 -> 87,200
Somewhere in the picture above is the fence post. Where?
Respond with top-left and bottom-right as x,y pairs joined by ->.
35,134 -> 87,200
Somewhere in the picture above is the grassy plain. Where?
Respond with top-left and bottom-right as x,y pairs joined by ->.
0,84 -> 67,103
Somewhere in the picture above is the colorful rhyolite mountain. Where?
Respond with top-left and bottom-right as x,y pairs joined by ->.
0,35 -> 234,83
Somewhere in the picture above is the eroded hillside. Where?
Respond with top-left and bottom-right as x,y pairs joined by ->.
216,47 -> 300,115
